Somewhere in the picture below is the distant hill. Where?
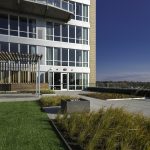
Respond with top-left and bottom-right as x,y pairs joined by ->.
96,81 -> 150,89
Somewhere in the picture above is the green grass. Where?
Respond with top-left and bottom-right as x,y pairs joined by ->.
0,101 -> 65,150
81,92 -> 140,100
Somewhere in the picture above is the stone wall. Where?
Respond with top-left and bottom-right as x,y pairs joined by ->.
89,0 -> 96,86
0,83 -> 49,91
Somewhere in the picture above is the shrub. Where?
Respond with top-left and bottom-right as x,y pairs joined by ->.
40,89 -> 55,94
40,96 -> 77,107
19,89 -> 55,94
56,108 -> 150,150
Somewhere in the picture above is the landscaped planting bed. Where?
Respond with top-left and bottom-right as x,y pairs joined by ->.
19,89 -> 55,94
81,92 -> 141,100
0,101 -> 65,150
40,96 -> 78,107
56,108 -> 150,150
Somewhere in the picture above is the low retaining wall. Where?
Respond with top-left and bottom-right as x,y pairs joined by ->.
0,83 -> 49,91
87,87 -> 150,97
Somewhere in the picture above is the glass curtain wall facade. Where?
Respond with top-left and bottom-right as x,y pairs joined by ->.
0,0 -> 92,90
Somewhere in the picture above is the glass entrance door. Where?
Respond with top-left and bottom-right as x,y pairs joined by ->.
62,73 -> 68,90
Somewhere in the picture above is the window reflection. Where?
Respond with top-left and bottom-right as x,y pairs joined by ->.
10,43 -> 18,53
54,23 -> 60,41
69,25 -> 75,43
54,48 -> 60,66
0,41 -> 8,52
76,3 -> 82,21
62,24 -> 68,42
46,22 -> 53,40
20,17 -> 27,37
46,47 -> 53,65
29,19 -> 36,38
46,22 -> 88,45
10,16 -> 18,36
69,49 -> 75,66
0,14 -> 8,35
76,26 -> 82,44
62,48 -> 68,66
0,14 -> 36,38
76,50 -> 82,67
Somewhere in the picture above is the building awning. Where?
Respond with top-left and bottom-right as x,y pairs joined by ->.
0,0 -> 74,22
0,52 -> 42,63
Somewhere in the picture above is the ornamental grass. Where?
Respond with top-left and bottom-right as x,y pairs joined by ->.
56,107 -> 150,150
40,96 -> 77,107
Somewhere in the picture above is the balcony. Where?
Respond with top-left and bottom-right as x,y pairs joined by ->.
0,0 -> 74,22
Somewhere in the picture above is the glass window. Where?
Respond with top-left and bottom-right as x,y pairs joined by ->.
46,22 -> 53,40
54,48 -> 60,66
10,16 -> 18,36
0,42 -> 8,52
69,25 -> 75,43
29,45 -> 36,54
20,44 -> 28,54
62,24 -> 68,42
76,73 -> 82,90
29,19 -> 36,38
54,0 -> 60,7
54,23 -> 60,41
83,28 -> 88,45
54,73 -> 61,90
19,17 -> 27,37
83,51 -> 88,67
69,49 -> 75,66
83,73 -> 88,88
10,43 -> 18,53
69,73 -> 75,90
70,1 -> 75,19
76,26 -> 82,44
49,72 -> 53,89
20,44 -> 28,63
83,5 -> 88,22
0,14 -> 8,35
76,3 -> 82,21
76,50 -> 82,67
46,47 -> 53,65
62,48 -> 68,66
48,0 -> 54,5
37,0 -> 46,4
62,0 -> 68,11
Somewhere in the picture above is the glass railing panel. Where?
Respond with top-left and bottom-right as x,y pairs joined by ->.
69,3 -> 73,12
36,0 -> 46,4
25,0 -> 74,14
62,1 -> 68,11
47,0 -> 54,5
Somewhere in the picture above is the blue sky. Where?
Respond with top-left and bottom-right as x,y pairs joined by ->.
96,0 -> 150,81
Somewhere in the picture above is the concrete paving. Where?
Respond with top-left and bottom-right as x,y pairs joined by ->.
55,91 -> 150,118
80,95 -> 150,117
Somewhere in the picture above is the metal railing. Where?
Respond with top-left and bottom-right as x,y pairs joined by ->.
26,0 -> 74,13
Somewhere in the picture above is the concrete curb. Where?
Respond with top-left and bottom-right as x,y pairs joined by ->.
106,97 -> 146,101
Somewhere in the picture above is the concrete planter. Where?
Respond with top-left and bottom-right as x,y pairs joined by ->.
61,99 -> 90,113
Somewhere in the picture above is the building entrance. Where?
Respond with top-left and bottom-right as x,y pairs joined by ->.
48,72 -> 88,91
